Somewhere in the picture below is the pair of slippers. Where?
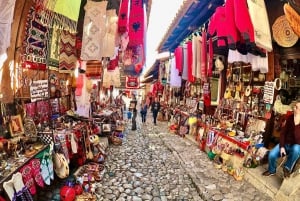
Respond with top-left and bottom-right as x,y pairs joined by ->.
3,172 -> 33,201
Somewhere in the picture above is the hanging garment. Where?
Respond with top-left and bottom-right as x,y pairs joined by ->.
234,0 -> 255,51
186,41 -> 194,83
22,6 -> 48,70
75,74 -> 84,96
118,0 -> 131,34
181,43 -> 188,80
102,9 -> 118,58
59,30 -> 77,73
247,0 -> 272,52
174,46 -> 183,74
201,30 -> 207,81
196,35 -> 202,79
192,35 -> 202,79
80,1 -> 108,60
225,0 -> 240,50
208,6 -> 227,48
0,0 -> 16,55
207,37 -> 213,77
170,57 -> 182,87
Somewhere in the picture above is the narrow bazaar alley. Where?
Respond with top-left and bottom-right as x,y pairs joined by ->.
36,115 -> 274,201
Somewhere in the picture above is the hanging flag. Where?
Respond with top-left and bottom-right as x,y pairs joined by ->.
118,0 -> 130,34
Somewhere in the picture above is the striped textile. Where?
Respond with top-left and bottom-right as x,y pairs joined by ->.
85,60 -> 102,78
59,30 -> 77,73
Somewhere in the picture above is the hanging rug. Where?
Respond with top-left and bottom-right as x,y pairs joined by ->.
22,6 -> 48,70
59,30 -> 77,73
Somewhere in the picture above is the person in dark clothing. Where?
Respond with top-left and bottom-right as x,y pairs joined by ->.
263,101 -> 300,177
129,95 -> 138,130
151,97 -> 161,125
140,99 -> 148,124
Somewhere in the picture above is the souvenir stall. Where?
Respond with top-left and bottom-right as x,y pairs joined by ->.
157,0 -> 300,182
0,0 -> 150,200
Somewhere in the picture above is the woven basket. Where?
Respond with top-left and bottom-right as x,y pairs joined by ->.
272,15 -> 298,47
284,3 -> 300,37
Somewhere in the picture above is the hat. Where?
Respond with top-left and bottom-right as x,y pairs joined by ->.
53,153 -> 69,179
284,3 -> 300,37
272,15 -> 298,47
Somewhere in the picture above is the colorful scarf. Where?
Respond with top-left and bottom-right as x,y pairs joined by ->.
80,1 -> 108,60
118,0 -> 130,34
59,30 -> 77,73
22,6 -> 48,70
36,0 -> 81,33
47,28 -> 60,71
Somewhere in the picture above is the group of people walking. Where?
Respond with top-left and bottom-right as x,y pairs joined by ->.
129,95 -> 161,130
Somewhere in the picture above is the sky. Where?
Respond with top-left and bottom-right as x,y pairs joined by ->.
145,0 -> 184,71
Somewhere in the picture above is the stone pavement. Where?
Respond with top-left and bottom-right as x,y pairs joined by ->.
36,116 -> 275,201
93,119 -> 273,201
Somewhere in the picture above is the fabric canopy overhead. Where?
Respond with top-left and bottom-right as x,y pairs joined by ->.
157,0 -> 224,53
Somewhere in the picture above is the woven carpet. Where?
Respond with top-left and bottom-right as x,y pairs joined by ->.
22,5 -> 48,70
59,30 -> 77,73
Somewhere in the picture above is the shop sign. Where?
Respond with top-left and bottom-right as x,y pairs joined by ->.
30,79 -> 49,102
126,76 -> 139,89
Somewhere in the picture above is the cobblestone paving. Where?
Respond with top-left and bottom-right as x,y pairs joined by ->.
94,120 -> 273,201
36,118 -> 274,201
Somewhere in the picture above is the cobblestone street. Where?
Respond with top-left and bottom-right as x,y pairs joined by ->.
93,118 -> 272,201
36,116 -> 273,201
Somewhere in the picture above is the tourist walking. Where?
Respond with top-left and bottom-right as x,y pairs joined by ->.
151,97 -> 161,125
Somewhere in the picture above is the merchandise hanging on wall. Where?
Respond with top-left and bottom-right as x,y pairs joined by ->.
272,15 -> 298,48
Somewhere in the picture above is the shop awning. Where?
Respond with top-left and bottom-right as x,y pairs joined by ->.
140,59 -> 160,83
157,0 -> 224,53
